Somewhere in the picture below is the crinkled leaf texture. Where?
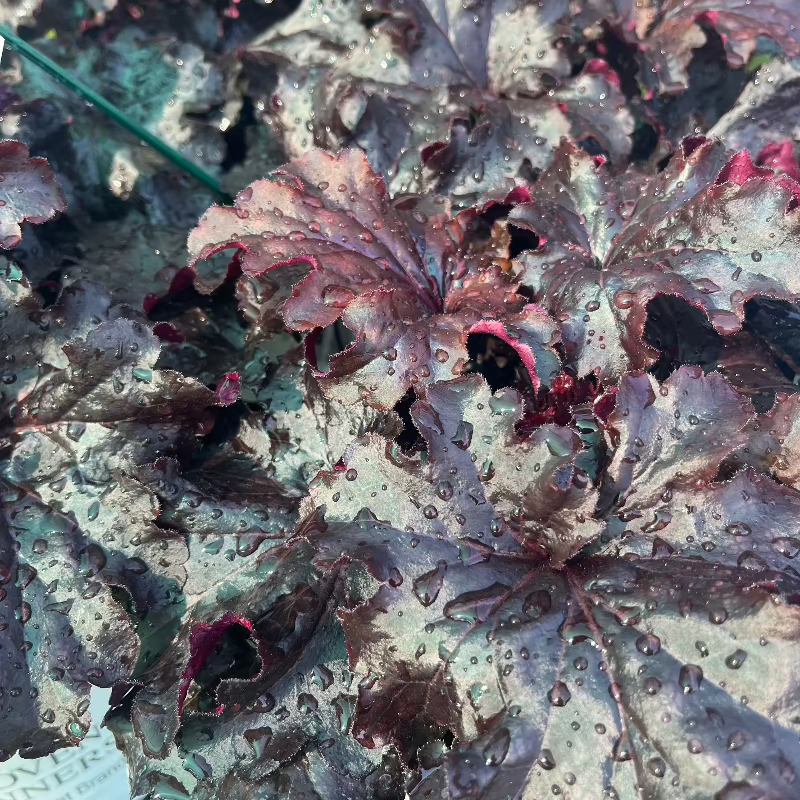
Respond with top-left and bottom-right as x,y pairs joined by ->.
10,6 -> 800,797
512,135 -> 800,381
0,481 -> 139,760
307,375 -> 599,565
737,391 -> 800,489
302,370 -> 800,800
0,139 -> 66,249
602,0 -> 800,94
111,532 -> 395,800
249,347 -> 403,494
247,0 -> 632,201
0,266 -> 122,413
188,148 -> 561,410
109,366 -> 800,799
0,272 -> 227,759
709,59 -> 800,158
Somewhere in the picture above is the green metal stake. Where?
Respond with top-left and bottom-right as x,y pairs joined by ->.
0,25 -> 233,203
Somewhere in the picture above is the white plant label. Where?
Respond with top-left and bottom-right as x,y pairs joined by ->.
0,689 -> 129,800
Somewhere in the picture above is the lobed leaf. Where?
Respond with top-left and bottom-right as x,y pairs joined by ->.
311,515 -> 800,799
0,290 -> 229,759
605,367 -> 754,510
309,375 -> 600,563
0,482 -> 139,759
709,58 -> 800,158
247,0 -> 632,200
514,136 -> 800,381
189,148 -> 561,409
0,140 -> 66,249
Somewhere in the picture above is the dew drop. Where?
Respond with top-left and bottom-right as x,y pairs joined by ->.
725,522 -> 752,537
727,730 -> 746,750
612,733 -> 633,762
482,727 -> 510,766
679,663 -> 703,694
635,633 -> 661,656
443,583 -> 510,624
243,727 -> 272,759
32,539 -> 48,555
436,481 -> 454,500
709,607 -> 728,625
68,721 -> 88,740
322,285 -> 356,308
647,757 -> 666,778
413,561 -> 447,606
772,537 -> 800,558
538,748 -> 556,770
451,420 -> 473,450
311,664 -> 334,690
297,693 -> 318,714
333,695 -> 354,733
725,649 -> 747,669
548,681 -> 571,707
522,589 -> 551,617
644,676 -> 662,695
613,291 -> 635,310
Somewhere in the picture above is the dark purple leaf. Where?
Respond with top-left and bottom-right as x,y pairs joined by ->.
7,4 -> 800,796
0,300 -> 236,760
737,391 -> 800,489
136,457 -> 294,605
309,375 -> 599,563
709,59 -> 800,158
0,140 -> 65,249
246,0 -> 633,199
513,136 -> 800,380
113,536 -> 395,799
606,366 -> 754,509
0,269 -> 163,421
0,482 -> 139,760
13,317 -> 218,426
611,0 -> 800,94
310,519 -> 800,799
60,220 -> 190,311
282,359 -> 800,799
252,348 -> 402,494
188,148 -> 561,409
711,330 -> 797,411
608,467 -> 800,572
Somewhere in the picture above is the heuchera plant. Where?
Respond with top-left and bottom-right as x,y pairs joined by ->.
5,1 -> 800,800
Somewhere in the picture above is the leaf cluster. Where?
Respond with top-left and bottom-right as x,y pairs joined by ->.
4,3 -> 800,800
